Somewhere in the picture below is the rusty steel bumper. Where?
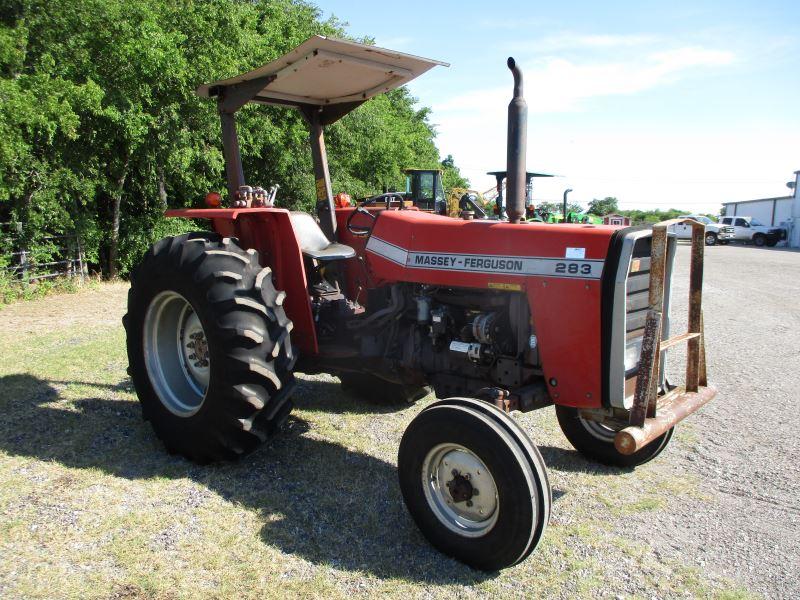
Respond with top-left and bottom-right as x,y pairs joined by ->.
614,218 -> 716,455
615,385 -> 716,455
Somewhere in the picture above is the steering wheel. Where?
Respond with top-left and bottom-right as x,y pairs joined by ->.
347,206 -> 377,236
346,192 -> 406,236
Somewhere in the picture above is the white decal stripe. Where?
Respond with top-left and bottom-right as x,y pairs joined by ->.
408,252 -> 603,279
365,236 -> 408,266
366,236 -> 604,279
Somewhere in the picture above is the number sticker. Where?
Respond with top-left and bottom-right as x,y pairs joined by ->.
554,262 -> 594,276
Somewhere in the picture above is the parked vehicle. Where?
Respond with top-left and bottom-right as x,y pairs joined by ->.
668,215 -> 734,246
123,37 -> 717,571
718,216 -> 786,247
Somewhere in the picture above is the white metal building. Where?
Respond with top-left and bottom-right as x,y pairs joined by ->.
721,170 -> 800,248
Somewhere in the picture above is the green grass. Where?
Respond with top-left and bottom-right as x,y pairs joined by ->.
0,283 -> 755,599
0,270 -> 100,307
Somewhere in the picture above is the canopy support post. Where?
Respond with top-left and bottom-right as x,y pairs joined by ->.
219,108 -> 245,203
302,107 -> 336,241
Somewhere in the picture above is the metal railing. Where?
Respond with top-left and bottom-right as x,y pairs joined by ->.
0,224 -> 86,284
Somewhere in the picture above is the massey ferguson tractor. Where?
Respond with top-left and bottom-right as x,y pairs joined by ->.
124,37 -> 716,571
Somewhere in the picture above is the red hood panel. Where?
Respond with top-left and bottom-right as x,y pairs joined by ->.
365,210 -> 615,281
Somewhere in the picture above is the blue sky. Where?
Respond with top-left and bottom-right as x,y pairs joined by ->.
319,0 -> 799,213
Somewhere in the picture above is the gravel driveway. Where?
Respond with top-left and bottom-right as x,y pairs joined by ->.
649,242 -> 800,597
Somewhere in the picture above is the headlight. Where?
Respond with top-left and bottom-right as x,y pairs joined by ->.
624,337 -> 643,372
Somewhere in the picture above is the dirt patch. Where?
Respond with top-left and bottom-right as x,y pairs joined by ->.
0,281 -> 129,336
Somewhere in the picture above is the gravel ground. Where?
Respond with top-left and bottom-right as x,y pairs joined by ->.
639,242 -> 800,597
0,243 -> 797,598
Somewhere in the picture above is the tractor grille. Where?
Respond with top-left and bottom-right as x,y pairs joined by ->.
721,226 -> 734,235
604,228 -> 675,408
624,236 -> 652,376
626,238 -> 652,333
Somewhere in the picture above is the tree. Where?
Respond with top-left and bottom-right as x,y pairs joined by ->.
619,208 -> 683,225
440,154 -> 469,190
536,201 -> 584,216
0,0 -> 469,277
587,197 -> 618,216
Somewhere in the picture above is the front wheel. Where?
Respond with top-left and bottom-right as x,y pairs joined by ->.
398,399 -> 550,570
124,233 -> 296,463
555,405 -> 673,468
704,232 -> 717,246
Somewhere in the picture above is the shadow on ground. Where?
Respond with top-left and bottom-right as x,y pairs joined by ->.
292,373 -> 415,415
0,373 -> 503,584
536,445 -> 635,476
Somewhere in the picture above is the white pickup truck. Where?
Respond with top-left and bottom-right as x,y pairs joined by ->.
668,215 -> 734,246
718,216 -> 787,247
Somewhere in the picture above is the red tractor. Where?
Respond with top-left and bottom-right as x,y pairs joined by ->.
124,37 -> 716,571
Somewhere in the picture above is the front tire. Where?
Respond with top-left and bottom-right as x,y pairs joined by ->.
124,233 -> 296,462
398,399 -> 550,570
555,405 -> 673,468
704,232 -> 717,246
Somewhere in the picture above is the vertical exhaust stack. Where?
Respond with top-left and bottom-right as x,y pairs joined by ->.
506,57 -> 527,224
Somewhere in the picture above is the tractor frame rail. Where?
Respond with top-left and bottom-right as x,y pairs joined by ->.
614,218 -> 716,455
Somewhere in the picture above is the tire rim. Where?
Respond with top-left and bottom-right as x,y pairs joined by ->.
421,443 -> 499,537
143,291 -> 209,417
705,234 -> 715,245
578,417 -> 618,443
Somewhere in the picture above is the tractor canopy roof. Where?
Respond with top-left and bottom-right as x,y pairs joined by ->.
197,36 -> 447,124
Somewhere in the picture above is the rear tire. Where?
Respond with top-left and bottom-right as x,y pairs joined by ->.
555,405 -> 673,468
124,232 -> 296,462
398,399 -> 550,570
753,234 -> 766,247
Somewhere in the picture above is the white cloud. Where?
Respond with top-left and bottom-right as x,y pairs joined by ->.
511,32 -> 657,53
476,16 -> 553,31
435,46 -> 735,114
423,40 -> 786,214
650,46 -> 734,71
442,128 -> 798,214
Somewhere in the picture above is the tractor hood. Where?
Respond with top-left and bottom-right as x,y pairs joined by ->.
363,210 -> 616,284
197,36 -> 447,111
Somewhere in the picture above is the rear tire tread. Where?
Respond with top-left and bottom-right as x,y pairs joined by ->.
124,232 -> 295,463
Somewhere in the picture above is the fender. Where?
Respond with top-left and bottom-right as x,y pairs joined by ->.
165,208 -> 318,354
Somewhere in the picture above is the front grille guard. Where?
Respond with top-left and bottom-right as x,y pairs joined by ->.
613,218 -> 717,455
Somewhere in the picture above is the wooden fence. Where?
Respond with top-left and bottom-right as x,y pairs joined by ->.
0,222 -> 87,284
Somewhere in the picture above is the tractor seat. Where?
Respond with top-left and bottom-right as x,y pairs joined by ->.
289,212 -> 355,261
